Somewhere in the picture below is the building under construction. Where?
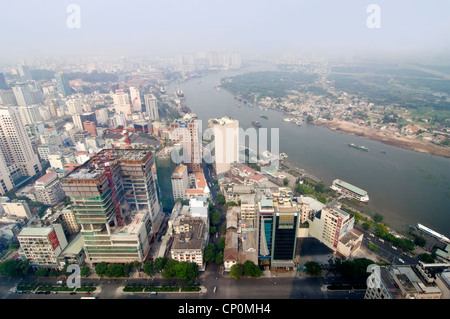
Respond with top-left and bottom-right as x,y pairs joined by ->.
61,148 -> 163,264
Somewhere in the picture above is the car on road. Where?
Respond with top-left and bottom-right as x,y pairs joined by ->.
392,246 -> 398,250
379,238 -> 384,243
398,258 -> 405,263
70,292 -> 76,295
213,287 -> 217,293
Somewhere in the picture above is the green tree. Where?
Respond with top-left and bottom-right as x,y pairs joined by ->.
230,264 -> 244,279
204,244 -> 217,263
106,263 -> 124,278
414,236 -> 426,247
95,262 -> 108,277
374,213 -> 383,223
48,269 -> 59,277
217,237 -> 226,252
215,251 -> 223,264
186,262 -> 199,279
143,260 -> 155,276
162,259 -> 178,278
210,226 -> 217,234
154,257 -> 167,272
0,259 -> 30,278
175,262 -> 188,279
243,261 -> 262,277
304,261 -> 322,276
80,266 -> 91,277
35,268 -> 48,277
210,210 -> 222,226
217,194 -> 226,205
283,178 -> 289,186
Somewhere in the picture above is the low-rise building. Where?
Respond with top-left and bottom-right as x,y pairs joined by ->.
35,171 -> 66,206
18,224 -> 68,268
365,263 -> 449,299
0,198 -> 32,219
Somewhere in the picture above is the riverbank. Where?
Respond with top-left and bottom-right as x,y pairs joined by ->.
314,119 -> 450,158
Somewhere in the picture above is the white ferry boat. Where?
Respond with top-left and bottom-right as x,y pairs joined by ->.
331,179 -> 369,202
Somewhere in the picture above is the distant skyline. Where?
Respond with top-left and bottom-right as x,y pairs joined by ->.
0,0 -> 449,60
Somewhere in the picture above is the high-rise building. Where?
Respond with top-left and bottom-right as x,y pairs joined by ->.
0,107 -> 42,179
207,116 -> 239,175
66,98 -> 83,115
144,94 -> 159,121
0,91 -> 17,106
129,87 -> 142,112
171,164 -> 189,201
0,73 -> 8,90
256,187 -> 299,269
83,121 -> 97,136
18,65 -> 32,81
35,171 -> 66,206
72,112 -> 97,130
113,89 -> 131,116
17,224 -> 68,268
170,114 -> 201,173
12,83 -> 34,106
1,198 -> 32,219
55,72 -> 72,97
61,148 -> 163,263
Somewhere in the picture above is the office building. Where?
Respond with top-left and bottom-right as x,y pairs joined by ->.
171,164 -> 189,201
55,72 -> 72,97
18,224 -> 68,268
207,116 -> 239,175
0,91 -> 16,106
0,107 -> 41,179
35,171 -> 66,206
12,83 -> 34,106
66,98 -> 83,115
170,114 -> 201,173
144,94 -> 159,121
256,187 -> 299,269
61,148 -> 162,263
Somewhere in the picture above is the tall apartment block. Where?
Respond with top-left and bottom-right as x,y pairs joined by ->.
129,87 -> 142,112
35,171 -> 66,206
144,94 -> 159,121
18,224 -> 68,268
61,148 -> 162,263
207,116 -> 239,175
0,73 -> 8,90
0,107 -> 41,193
171,164 -> 189,201
256,187 -> 299,269
170,114 -> 201,173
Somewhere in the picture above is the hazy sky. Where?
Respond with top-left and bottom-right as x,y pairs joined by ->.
0,0 -> 449,59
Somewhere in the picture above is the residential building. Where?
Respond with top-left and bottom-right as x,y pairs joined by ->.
207,116 -> 239,175
170,216 -> 206,271
185,171 -> 210,200
129,87 -> 142,112
0,90 -> 17,105
83,120 -> 97,136
113,89 -> 131,116
0,73 -> 8,90
171,164 -> 188,201
170,114 -> 201,173
0,107 -> 42,182
18,224 -> 68,268
35,171 -> 66,206
144,94 -> 159,121
1,198 -> 32,219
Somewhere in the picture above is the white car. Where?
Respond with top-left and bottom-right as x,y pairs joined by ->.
392,246 -> 397,250
398,258 -> 405,264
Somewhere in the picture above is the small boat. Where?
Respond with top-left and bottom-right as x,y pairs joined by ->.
379,150 -> 386,154
252,121 -> 262,127
348,143 -> 369,152
260,114 -> 268,120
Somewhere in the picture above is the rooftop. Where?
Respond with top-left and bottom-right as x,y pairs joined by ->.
18,226 -> 53,237
333,179 -> 367,196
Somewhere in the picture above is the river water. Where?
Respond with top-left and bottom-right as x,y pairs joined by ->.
167,63 -> 450,237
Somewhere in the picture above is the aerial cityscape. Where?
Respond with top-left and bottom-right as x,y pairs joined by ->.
0,0 -> 449,309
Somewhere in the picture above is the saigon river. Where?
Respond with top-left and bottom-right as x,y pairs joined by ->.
167,62 -> 450,238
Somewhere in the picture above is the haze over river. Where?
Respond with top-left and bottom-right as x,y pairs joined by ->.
167,62 -> 450,237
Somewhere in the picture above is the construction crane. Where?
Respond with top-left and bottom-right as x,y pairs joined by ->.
103,127 -> 151,147
90,147 -> 124,227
